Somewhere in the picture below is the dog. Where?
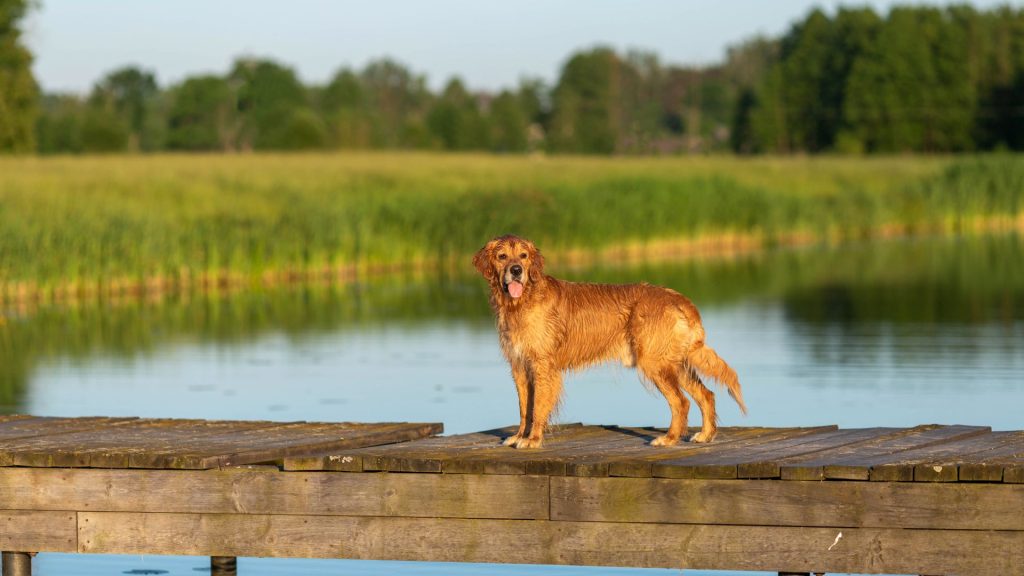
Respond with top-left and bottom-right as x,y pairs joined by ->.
473,234 -> 746,449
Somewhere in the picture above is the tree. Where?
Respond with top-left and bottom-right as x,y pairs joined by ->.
80,108 -> 130,152
166,75 -> 236,151
549,47 -> 621,154
36,94 -> 86,154
723,37 -> 780,153
90,66 -> 163,151
359,58 -> 430,148
845,7 -> 975,152
321,68 -> 372,148
0,0 -> 38,153
230,57 -> 309,150
426,77 -> 487,150
488,90 -> 529,152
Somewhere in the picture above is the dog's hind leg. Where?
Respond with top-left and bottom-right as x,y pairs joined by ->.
679,366 -> 718,442
503,363 -> 531,446
641,361 -> 690,446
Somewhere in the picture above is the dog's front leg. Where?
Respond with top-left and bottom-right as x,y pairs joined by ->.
503,363 -> 531,446
515,363 -> 561,449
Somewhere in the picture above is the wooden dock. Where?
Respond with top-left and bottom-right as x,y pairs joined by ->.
1,416 -> 1022,575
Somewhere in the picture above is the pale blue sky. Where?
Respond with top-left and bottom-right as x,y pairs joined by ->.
25,0 -> 1022,94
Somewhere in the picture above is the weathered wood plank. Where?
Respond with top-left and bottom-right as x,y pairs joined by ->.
0,419 -> 282,467
795,425 -> 994,481
557,427 -> 780,478
776,425 -> 940,480
606,427 -> 785,477
736,427 -> 905,479
436,424 -> 604,475
1,510 -> 77,552
931,432 -> 1024,482
0,416 -> 138,444
364,428 -> 515,473
0,414 -> 34,423
284,425 -> 492,472
908,431 -> 1022,482
0,419 -> 442,469
122,421 -> 440,469
549,476 -> 1024,530
0,467 -> 549,520
174,422 -> 444,469
651,426 -> 840,479
860,428 -> 1005,482
1006,466 -> 1024,483
76,513 -> 1024,575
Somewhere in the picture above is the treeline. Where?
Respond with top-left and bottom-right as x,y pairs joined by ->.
738,5 -> 1024,153
5,3 -> 1024,155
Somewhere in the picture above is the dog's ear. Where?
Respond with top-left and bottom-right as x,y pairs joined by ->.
528,245 -> 545,282
473,242 -> 497,282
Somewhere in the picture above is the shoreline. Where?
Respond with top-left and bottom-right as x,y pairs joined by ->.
3,214 -> 1021,311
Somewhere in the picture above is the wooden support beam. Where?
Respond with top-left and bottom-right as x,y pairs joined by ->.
549,476 -> 1024,530
0,511 -> 76,552
75,513 -> 1024,575
0,468 -> 549,520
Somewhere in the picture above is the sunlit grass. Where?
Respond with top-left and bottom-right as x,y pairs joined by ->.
0,152 -> 1020,300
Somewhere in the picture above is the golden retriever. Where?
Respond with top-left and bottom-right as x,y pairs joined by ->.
474,234 -> 746,448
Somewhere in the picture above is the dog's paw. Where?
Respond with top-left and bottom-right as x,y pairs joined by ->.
502,435 -> 521,447
689,430 -> 716,443
650,434 -> 680,447
514,437 -> 543,449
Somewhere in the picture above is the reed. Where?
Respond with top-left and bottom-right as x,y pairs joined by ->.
0,152 -> 1019,301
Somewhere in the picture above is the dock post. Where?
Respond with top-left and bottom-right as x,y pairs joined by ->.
211,556 -> 237,575
2,552 -> 32,576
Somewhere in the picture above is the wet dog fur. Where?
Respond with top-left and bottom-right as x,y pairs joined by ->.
473,234 -> 746,448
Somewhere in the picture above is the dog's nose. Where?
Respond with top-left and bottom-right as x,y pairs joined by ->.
510,264 -> 523,277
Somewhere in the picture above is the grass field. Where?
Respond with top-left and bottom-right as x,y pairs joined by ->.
0,152 -> 1021,301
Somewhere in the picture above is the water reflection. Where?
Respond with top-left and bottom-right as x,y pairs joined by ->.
1,234 -> 1023,431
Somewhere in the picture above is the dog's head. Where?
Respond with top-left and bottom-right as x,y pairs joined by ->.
473,235 -> 545,302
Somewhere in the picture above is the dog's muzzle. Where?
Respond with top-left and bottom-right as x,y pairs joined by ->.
505,265 -> 525,299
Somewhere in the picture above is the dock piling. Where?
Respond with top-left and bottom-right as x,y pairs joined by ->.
211,556 -> 237,575
2,552 -> 32,576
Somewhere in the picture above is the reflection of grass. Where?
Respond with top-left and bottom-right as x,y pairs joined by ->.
2,153 -> 1021,301
3,234 -> 1022,410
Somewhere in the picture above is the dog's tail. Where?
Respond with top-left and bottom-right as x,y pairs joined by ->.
688,344 -> 747,414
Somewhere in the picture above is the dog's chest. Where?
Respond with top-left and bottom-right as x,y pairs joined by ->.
498,307 -> 555,363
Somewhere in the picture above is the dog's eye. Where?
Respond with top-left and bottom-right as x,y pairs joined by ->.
497,254 -> 507,261
520,252 -> 528,259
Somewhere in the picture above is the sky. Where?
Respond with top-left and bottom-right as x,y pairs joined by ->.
24,0 -> 1023,95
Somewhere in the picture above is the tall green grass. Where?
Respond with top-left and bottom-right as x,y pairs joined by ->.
0,152 -> 1020,300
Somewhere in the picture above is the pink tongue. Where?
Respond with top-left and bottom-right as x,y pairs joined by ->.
508,281 -> 524,298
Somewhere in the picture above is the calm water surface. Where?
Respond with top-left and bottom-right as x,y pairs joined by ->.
3,235 -> 1023,576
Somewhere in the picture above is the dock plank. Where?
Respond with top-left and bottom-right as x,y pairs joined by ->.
925,431 -> 1024,482
76,513 -> 1024,575
0,418 -> 442,469
284,427 -> 511,472
776,425 -> 995,481
549,476 -> 1024,530
771,424 -> 994,481
650,426 -> 840,479
0,467 -> 548,519
1,510 -> 77,553
606,427 -> 788,477
0,416 -> 138,444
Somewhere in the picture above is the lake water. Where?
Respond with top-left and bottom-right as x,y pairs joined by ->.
3,234 -> 1023,576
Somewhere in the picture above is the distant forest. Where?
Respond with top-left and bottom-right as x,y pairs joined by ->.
3,3 -> 1024,155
